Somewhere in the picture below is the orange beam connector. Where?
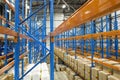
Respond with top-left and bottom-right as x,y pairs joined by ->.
52,0 -> 120,36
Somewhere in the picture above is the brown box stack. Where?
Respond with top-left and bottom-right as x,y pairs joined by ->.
108,75 -> 119,80
77,59 -> 85,78
113,64 -> 120,79
99,71 -> 110,80
91,68 -> 101,80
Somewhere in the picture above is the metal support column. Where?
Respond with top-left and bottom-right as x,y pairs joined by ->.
14,0 -> 20,80
50,0 -> 54,80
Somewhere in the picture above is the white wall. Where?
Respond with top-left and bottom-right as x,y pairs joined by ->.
46,13 -> 64,35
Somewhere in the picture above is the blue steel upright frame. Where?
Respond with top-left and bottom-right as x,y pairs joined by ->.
1,0 -> 55,80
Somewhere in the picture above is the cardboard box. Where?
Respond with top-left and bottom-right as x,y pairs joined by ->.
85,64 -> 91,80
108,75 -> 119,80
77,59 -> 85,78
95,59 -> 109,69
92,68 -> 101,80
69,71 -> 75,80
99,71 -> 110,80
103,61 -> 119,74
113,64 -> 120,79
8,74 -> 13,80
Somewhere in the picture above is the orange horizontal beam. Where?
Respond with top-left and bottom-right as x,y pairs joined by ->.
0,52 -> 14,60
0,26 -> 17,36
0,16 -> 14,26
4,0 -> 29,29
57,30 -> 120,41
0,26 -> 31,40
0,51 -> 29,76
52,0 -> 120,36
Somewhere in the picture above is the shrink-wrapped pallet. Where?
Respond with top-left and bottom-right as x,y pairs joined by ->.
32,72 -> 41,80
24,73 -> 32,80
42,63 -> 48,71
41,71 -> 50,80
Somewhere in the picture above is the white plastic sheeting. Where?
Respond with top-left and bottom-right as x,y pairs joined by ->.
24,63 -> 49,80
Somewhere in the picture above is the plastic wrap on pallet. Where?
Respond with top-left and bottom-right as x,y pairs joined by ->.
41,71 -> 50,80
42,63 -> 48,71
24,73 -> 32,80
32,72 -> 41,80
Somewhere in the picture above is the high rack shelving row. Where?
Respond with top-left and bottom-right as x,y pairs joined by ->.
51,0 -> 120,70
0,0 -> 54,80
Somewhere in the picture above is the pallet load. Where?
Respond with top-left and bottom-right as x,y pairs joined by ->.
91,68 -> 101,80
74,76 -> 83,80
112,64 -> 120,79
1,73 -> 14,80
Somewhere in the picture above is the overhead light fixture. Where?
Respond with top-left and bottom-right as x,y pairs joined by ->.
62,4 -> 66,9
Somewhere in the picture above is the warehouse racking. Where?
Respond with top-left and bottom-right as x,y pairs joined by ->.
0,0 -> 54,80
0,0 -> 120,80
51,0 -> 120,78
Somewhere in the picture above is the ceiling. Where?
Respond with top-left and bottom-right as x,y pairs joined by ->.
54,0 -> 88,16
0,0 -> 88,20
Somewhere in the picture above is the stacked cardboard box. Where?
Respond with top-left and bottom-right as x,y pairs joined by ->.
99,71 -> 110,80
108,75 -> 120,80
66,67 -> 72,78
55,55 -> 58,64
2,74 -> 13,80
85,64 -> 91,80
77,59 -> 85,78
74,59 -> 78,72
46,55 -> 50,64
0,60 -> 4,68
63,53 -> 68,64
91,68 -> 101,80
24,57 -> 28,66
68,71 -> 76,80
103,61 -> 119,74
95,58 -> 109,70
113,64 -> 120,79
74,76 -> 83,80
